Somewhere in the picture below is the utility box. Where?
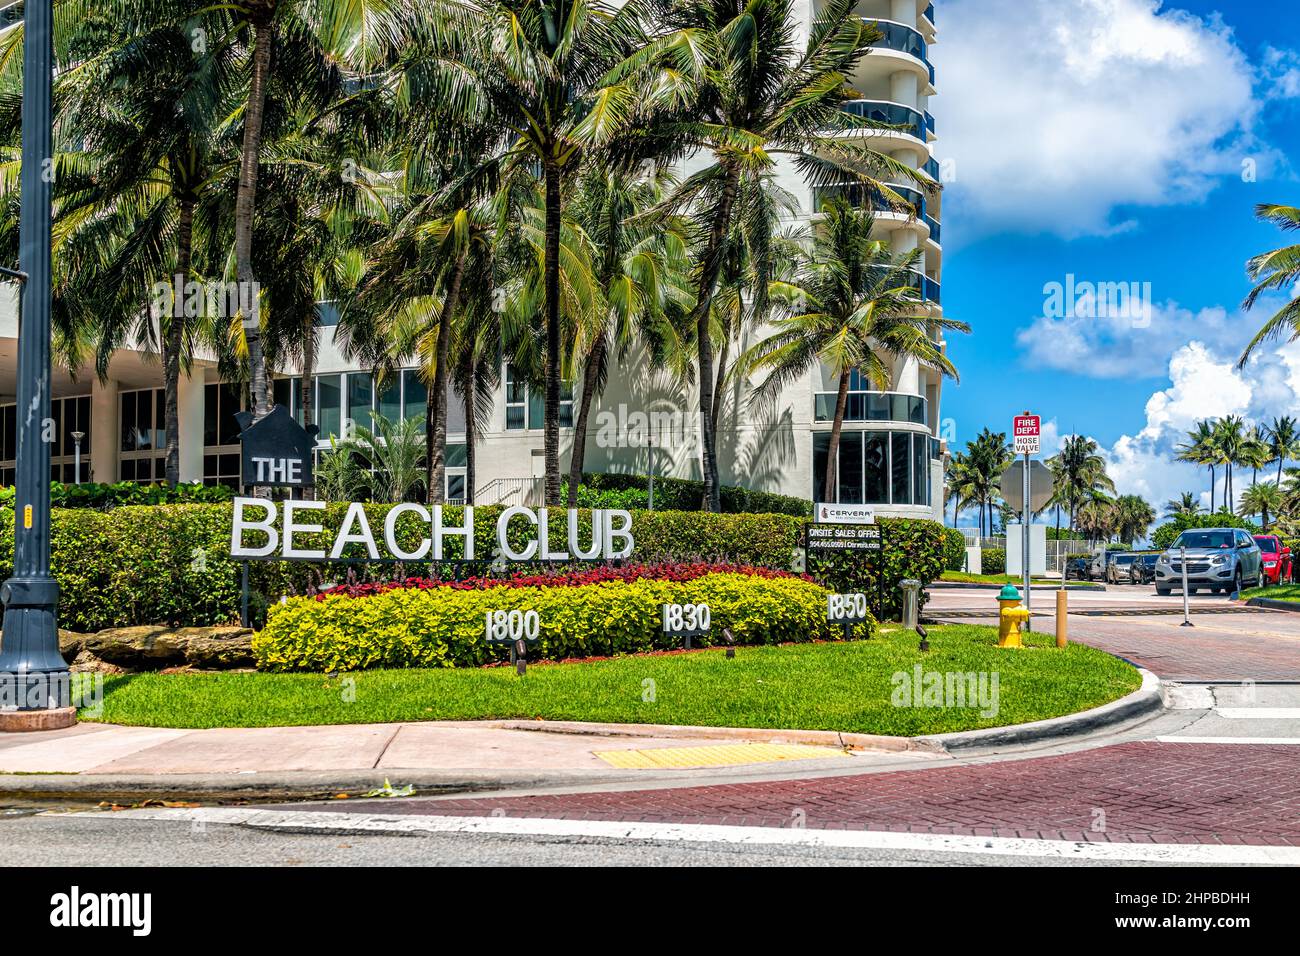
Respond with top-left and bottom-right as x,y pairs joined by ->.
1005,523 -> 1047,577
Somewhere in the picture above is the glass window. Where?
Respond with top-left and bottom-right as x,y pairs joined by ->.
837,432 -> 864,504
2,405 -> 15,461
863,432 -> 888,503
913,433 -> 927,506
155,390 -> 166,449
891,432 -> 911,504
273,377 -> 292,413
813,432 -> 829,501
528,380 -> 573,429
505,366 -> 526,430
447,473 -> 466,501
121,391 -> 137,451
204,384 -> 219,446
317,374 -> 342,439
348,373 -> 374,430
403,369 -> 427,423
446,442 -> 467,468
377,376 -> 402,425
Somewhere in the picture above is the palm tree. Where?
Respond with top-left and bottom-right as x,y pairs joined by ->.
963,429 -> 1014,537
1176,420 -> 1219,512
1241,425 -> 1270,487
1265,415 -> 1300,485
1047,434 -> 1114,534
1239,203 -> 1300,367
645,0 -> 932,511
337,414 -> 427,504
1240,481 -> 1281,528
565,165 -> 692,505
739,202 -> 965,502
1163,492 -> 1201,519
1112,494 -> 1155,546
1076,496 -> 1116,542
1212,415 -> 1246,511
216,0 -> 419,420
413,0 -> 661,505
944,452 -> 975,528
43,11 -> 227,485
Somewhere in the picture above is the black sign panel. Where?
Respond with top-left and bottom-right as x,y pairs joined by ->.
807,524 -> 881,552
234,404 -> 319,488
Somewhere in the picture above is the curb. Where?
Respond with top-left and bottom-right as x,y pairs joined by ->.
931,581 -> 1105,592
1244,597 -> 1300,612
912,668 -> 1162,752
0,769 -> 646,805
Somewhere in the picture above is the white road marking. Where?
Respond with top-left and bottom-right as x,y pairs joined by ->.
1156,736 -> 1300,745
107,807 -> 1300,866
1215,708 -> 1300,719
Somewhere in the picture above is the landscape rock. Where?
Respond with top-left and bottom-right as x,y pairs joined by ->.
58,625 -> 255,672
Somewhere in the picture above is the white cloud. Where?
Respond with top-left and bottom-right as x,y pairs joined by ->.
933,0 -> 1281,239
1017,299 -> 1246,379
1095,338 -> 1300,512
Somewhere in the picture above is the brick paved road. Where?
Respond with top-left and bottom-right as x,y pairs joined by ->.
318,742 -> 1300,846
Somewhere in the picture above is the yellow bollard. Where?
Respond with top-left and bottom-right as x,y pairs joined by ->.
1056,588 -> 1068,648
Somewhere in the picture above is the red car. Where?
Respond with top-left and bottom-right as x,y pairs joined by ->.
1253,535 -> 1293,586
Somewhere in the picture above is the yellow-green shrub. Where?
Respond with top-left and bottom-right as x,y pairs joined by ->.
252,572 -> 868,672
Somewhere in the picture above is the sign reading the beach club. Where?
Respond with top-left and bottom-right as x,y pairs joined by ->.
229,500 -> 634,562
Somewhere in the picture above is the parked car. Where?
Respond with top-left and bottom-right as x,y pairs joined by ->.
1063,557 -> 1090,581
1154,529 -> 1263,595
1129,553 -> 1159,585
1106,553 -> 1138,584
1253,535 -> 1293,586
1086,552 -> 1109,581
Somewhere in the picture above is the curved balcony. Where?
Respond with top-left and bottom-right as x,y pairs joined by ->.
814,390 -> 927,425
840,100 -> 928,142
924,213 -> 940,245
865,19 -> 935,87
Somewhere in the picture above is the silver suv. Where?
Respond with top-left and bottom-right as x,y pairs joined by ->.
1154,528 -> 1262,596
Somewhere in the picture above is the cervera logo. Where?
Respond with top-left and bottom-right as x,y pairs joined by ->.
815,503 -> 876,525
50,886 -> 151,936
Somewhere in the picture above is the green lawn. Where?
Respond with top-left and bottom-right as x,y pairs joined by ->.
1241,583 -> 1300,603
80,625 -> 1141,736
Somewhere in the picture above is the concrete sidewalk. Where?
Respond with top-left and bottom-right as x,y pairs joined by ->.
0,718 -> 941,780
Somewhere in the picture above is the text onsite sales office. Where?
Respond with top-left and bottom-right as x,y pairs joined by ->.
229,499 -> 637,562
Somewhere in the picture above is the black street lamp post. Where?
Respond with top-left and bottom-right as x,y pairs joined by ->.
0,1 -> 72,724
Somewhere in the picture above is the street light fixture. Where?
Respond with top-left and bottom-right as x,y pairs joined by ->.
0,1 -> 73,728
71,430 -> 84,484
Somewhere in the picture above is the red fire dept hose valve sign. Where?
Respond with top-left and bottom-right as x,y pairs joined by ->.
1013,414 -> 1041,455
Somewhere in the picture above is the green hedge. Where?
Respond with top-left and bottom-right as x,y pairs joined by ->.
982,547 -> 1006,575
943,527 -> 966,571
580,472 -> 813,517
254,571 -> 864,671
0,482 -> 235,510
1,503 -> 947,631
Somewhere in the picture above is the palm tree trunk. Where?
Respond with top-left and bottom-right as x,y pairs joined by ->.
427,250 -> 466,505
690,163 -> 741,513
163,197 -> 195,486
822,369 -> 852,502
463,349 -> 476,505
1209,465 -> 1215,512
567,333 -> 606,507
541,161 -> 565,506
299,311 -> 316,500
711,332 -> 730,440
236,15 -> 274,420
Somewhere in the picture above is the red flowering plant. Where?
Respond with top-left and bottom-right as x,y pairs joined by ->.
315,562 -> 806,601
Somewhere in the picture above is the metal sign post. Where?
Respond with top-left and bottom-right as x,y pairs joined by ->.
1012,412 -> 1041,619
1180,545 -> 1193,627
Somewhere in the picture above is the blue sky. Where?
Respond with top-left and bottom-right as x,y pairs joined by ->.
930,0 -> 1300,518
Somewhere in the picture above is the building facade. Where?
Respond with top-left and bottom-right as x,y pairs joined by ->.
0,0 -> 945,517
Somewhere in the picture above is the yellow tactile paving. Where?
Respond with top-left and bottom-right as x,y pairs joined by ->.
593,742 -> 851,769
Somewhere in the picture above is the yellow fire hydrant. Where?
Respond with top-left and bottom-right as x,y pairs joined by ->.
996,584 -> 1031,648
